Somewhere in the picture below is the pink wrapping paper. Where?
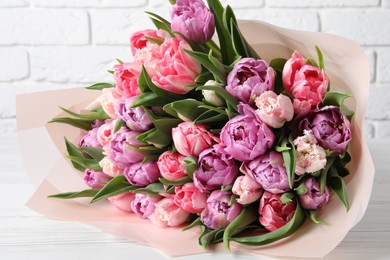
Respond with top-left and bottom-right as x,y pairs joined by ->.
16,20 -> 375,258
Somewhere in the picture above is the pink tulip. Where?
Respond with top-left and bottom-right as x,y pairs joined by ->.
113,62 -> 142,98
157,150 -> 187,181
232,175 -> 263,205
99,157 -> 124,178
282,51 -> 328,114
149,197 -> 190,227
255,91 -> 294,128
130,29 -> 162,56
174,183 -> 208,214
107,192 -> 135,213
172,122 -> 219,158
293,130 -> 327,175
259,191 -> 296,232
96,120 -> 115,147
97,88 -> 121,119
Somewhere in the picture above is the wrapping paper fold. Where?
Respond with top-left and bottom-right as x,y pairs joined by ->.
16,20 -> 375,258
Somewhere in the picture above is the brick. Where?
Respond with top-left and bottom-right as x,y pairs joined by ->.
234,10 -> 319,32
0,0 -> 29,7
30,46 -> 130,83
372,121 -> 390,138
383,0 -> 390,8
220,0 -> 264,8
377,48 -> 390,83
321,10 -> 390,45
0,119 -> 16,137
364,49 -> 376,83
267,0 -> 379,8
0,48 -> 29,82
147,0 -> 171,8
363,120 -> 375,139
0,10 -> 89,45
101,0 -> 147,7
90,9 -> 170,45
32,0 -> 100,7
366,85 -> 390,120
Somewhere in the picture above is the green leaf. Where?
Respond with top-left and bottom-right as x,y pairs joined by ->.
319,156 -> 336,193
66,155 -> 102,171
136,128 -> 171,148
79,147 -> 104,162
131,92 -> 167,108
113,119 -> 124,134
197,85 -> 239,113
206,0 -> 236,65
280,192 -> 295,204
185,49 -> 227,84
86,82 -> 114,90
324,91 -> 352,108
134,182 -> 165,196
194,112 -> 228,125
48,189 -> 100,199
64,138 -> 86,172
199,228 -> 225,248
158,176 -> 192,186
139,66 -> 185,101
196,71 -> 213,84
163,99 -> 208,121
328,172 -> 350,211
315,46 -> 325,70
145,36 -> 164,45
145,11 -> 171,27
149,18 -> 174,37
281,136 -> 296,189
232,202 -> 306,246
91,176 -> 132,203
223,204 -> 258,251
309,210 -> 329,225
141,154 -> 160,164
294,180 -> 308,196
185,163 -> 197,179
182,217 -> 201,231
270,58 -> 287,94
49,117 -> 92,131
116,58 -> 124,64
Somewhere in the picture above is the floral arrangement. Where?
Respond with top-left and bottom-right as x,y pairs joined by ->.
49,0 -> 353,251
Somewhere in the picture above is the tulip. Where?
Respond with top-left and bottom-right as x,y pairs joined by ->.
298,177 -> 330,210
200,190 -> 242,229
226,58 -> 275,105
241,151 -> 290,194
170,0 -> 215,44
193,144 -> 239,193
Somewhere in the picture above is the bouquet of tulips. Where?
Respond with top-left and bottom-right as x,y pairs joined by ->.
49,0 -> 353,250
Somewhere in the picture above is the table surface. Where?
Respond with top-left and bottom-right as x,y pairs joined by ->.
1,135 -> 389,260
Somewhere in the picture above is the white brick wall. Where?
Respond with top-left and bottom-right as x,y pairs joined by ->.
0,0 -> 389,139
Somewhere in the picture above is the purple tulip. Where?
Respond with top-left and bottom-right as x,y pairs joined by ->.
193,144 -> 239,193
79,127 -> 100,147
241,151 -> 290,194
131,193 -> 162,219
170,0 -> 215,44
107,128 -> 148,167
298,177 -> 330,210
294,106 -> 352,154
200,190 -> 242,229
226,58 -> 275,105
116,97 -> 153,131
124,161 -> 160,187
83,169 -> 111,189
220,104 -> 275,162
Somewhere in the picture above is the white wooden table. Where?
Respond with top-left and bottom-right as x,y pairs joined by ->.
1,135 -> 389,260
